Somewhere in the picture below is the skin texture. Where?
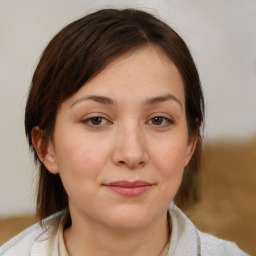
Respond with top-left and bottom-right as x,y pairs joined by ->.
32,46 -> 197,256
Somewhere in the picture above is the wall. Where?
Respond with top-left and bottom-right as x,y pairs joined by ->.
0,0 -> 255,215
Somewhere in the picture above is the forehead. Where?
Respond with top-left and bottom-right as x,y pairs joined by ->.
64,46 -> 185,108
101,46 -> 182,82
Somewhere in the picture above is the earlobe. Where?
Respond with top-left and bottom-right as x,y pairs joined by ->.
31,126 -> 59,174
184,132 -> 198,167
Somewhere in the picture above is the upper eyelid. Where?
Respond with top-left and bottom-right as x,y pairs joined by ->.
82,116 -> 109,122
81,112 -> 111,120
80,113 -> 174,123
148,116 -> 173,123
81,117 -> 111,128
146,113 -> 174,121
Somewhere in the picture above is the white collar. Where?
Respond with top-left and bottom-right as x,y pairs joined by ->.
167,202 -> 200,256
29,204 -> 200,256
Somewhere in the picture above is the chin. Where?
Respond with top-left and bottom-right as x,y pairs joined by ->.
107,217 -> 150,230
101,205 -> 160,230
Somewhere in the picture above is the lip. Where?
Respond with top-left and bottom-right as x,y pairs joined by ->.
103,180 -> 153,197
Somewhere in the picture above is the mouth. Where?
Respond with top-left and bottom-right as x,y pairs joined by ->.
103,180 -> 154,197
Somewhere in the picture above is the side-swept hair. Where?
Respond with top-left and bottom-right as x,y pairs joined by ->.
25,8 -> 204,221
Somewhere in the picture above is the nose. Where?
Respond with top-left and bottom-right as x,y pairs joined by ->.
112,123 -> 149,169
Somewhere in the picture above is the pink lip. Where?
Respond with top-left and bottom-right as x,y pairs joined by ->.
103,180 -> 153,197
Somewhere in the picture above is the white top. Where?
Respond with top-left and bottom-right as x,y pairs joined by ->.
0,203 -> 249,256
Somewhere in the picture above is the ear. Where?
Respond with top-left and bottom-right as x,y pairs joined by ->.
31,126 -> 59,174
184,129 -> 199,167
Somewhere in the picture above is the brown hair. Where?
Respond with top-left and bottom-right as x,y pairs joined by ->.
25,8 -> 204,221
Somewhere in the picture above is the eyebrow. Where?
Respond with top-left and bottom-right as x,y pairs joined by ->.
144,94 -> 182,108
71,95 -> 114,107
71,93 -> 182,108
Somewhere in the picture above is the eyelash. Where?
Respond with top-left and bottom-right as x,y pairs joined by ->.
147,116 -> 174,127
82,116 -> 174,128
82,116 -> 110,127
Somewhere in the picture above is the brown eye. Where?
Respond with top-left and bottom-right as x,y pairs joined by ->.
148,116 -> 174,127
90,117 -> 103,125
151,117 -> 163,125
82,116 -> 109,127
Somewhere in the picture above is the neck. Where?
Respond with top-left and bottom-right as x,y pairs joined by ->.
64,211 -> 171,256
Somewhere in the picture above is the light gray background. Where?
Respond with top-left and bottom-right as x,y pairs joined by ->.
1,0 -> 256,216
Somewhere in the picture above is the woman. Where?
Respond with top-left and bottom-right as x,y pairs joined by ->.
0,8 -> 248,256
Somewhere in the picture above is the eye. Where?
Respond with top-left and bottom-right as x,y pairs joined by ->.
82,116 -> 109,126
151,117 -> 164,125
148,116 -> 173,127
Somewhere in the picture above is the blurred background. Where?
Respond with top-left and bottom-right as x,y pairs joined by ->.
0,0 -> 255,255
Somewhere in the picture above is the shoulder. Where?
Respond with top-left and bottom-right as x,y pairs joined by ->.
168,204 -> 249,256
0,222 -> 44,256
198,231 -> 249,256
0,213 -> 63,256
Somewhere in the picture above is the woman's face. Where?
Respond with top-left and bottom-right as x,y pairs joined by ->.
43,46 -> 196,230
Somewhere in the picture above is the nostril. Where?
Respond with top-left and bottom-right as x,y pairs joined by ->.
117,160 -> 145,169
138,161 -> 145,166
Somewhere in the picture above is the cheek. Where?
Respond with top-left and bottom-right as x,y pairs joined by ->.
54,130 -> 108,171
153,138 -> 188,172
150,134 -> 188,196
54,140 -> 106,202
159,150 -> 185,187
148,141 -> 186,206
53,136 -> 108,198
